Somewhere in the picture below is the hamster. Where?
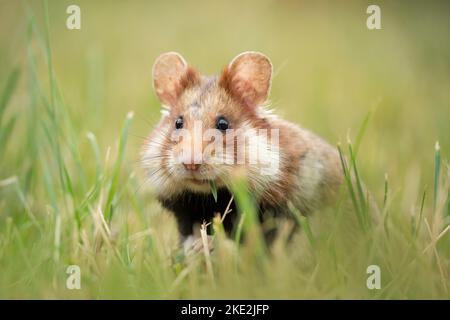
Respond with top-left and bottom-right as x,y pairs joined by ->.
141,51 -> 343,239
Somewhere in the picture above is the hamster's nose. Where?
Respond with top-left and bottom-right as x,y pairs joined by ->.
183,163 -> 201,171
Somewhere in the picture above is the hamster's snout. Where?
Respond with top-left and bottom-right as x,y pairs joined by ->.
177,145 -> 203,171
183,163 -> 201,171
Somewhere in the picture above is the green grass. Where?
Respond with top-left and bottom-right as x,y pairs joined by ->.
0,0 -> 449,299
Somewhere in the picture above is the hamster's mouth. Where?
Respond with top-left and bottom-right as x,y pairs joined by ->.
186,178 -> 212,185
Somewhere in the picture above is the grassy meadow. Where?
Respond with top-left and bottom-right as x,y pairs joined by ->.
0,0 -> 449,299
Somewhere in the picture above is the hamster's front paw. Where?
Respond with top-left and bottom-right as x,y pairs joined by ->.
183,235 -> 214,257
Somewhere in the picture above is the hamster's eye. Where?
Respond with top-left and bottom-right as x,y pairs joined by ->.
216,116 -> 229,132
175,116 -> 183,130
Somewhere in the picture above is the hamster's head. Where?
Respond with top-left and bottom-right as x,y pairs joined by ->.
142,51 -> 279,196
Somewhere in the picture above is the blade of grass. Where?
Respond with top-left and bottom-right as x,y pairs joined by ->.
337,143 -> 365,230
353,109 -> 373,158
382,173 -> 390,237
434,141 -> 440,213
234,213 -> 245,246
288,201 -> 315,247
213,214 -> 226,239
41,154 -> 58,212
200,221 -> 215,286
209,180 -> 218,203
0,67 -> 20,125
86,131 -> 102,180
348,142 -> 369,227
415,188 -> 427,237
0,115 -> 17,162
231,175 -> 258,234
447,190 -> 450,217
230,174 -> 266,260
105,111 -> 134,222
43,0 -> 56,111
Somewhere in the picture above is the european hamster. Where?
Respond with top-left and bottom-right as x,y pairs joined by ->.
142,51 -> 343,240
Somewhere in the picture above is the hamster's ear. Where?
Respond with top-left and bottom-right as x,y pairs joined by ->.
219,51 -> 272,109
152,52 -> 200,107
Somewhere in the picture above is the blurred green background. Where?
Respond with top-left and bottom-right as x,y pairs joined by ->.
0,0 -> 449,299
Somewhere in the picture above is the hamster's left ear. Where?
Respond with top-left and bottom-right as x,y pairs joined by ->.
219,51 -> 273,109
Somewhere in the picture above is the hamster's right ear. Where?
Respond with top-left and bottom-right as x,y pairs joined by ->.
152,52 -> 200,107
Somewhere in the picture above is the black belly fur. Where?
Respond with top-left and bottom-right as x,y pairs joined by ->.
158,188 -> 238,237
158,188 -> 291,238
